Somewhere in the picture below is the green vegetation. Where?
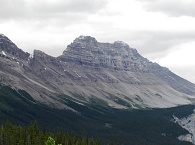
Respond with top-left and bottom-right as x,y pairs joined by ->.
0,84 -> 194,145
45,137 -> 57,145
45,137 -> 63,145
0,121 -> 100,145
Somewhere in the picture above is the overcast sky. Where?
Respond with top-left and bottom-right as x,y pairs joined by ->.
1,0 -> 195,83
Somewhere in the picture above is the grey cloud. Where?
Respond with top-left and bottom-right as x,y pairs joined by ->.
132,31 -> 195,53
139,0 -> 195,17
0,0 -> 108,20
37,0 -> 107,14
0,0 -> 26,19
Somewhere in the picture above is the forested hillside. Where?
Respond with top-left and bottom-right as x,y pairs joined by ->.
0,121 -> 101,145
0,84 -> 195,145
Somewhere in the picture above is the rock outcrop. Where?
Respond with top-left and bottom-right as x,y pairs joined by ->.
0,34 -> 29,60
60,36 -> 151,72
174,112 -> 195,144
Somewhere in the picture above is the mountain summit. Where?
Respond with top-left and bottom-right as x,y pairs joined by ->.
0,35 -> 195,109
0,34 -> 29,60
61,36 -> 151,72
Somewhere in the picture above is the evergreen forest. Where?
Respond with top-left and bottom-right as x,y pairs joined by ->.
0,84 -> 195,145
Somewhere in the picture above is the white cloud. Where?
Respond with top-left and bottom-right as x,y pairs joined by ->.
0,0 -> 108,20
169,66 -> 195,85
154,42 -> 195,67
139,0 -> 195,17
153,42 -> 195,83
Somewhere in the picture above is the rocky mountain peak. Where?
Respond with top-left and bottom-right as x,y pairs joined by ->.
63,36 -> 98,54
33,49 -> 48,57
61,36 -> 148,71
0,34 -> 29,60
74,35 -> 98,43
113,41 -> 129,48
30,49 -> 56,64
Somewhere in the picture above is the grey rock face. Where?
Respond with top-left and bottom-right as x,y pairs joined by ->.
61,36 -> 149,71
1,35 -> 195,109
174,112 -> 195,144
0,34 -> 29,60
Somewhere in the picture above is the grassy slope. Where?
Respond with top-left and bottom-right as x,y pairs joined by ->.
0,84 -> 194,145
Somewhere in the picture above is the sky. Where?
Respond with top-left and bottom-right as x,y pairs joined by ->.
1,0 -> 195,83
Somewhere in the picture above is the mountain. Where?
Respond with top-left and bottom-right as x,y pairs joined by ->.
0,34 -> 195,109
1,34 -> 195,145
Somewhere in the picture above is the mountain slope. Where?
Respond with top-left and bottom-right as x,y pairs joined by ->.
0,34 -> 195,109
0,83 -> 195,145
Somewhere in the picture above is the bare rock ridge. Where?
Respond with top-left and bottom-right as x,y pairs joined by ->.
1,34 -> 195,109
0,34 -> 29,60
60,36 -> 148,71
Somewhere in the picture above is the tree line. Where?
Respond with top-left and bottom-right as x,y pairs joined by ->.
0,120 -> 114,145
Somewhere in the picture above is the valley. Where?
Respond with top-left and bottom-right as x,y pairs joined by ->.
0,84 -> 195,145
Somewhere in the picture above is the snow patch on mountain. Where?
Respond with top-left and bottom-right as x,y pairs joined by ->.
2,51 -> 6,56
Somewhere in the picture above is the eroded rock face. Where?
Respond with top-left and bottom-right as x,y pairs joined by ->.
61,36 -> 153,72
0,34 -> 29,60
1,34 -> 195,109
